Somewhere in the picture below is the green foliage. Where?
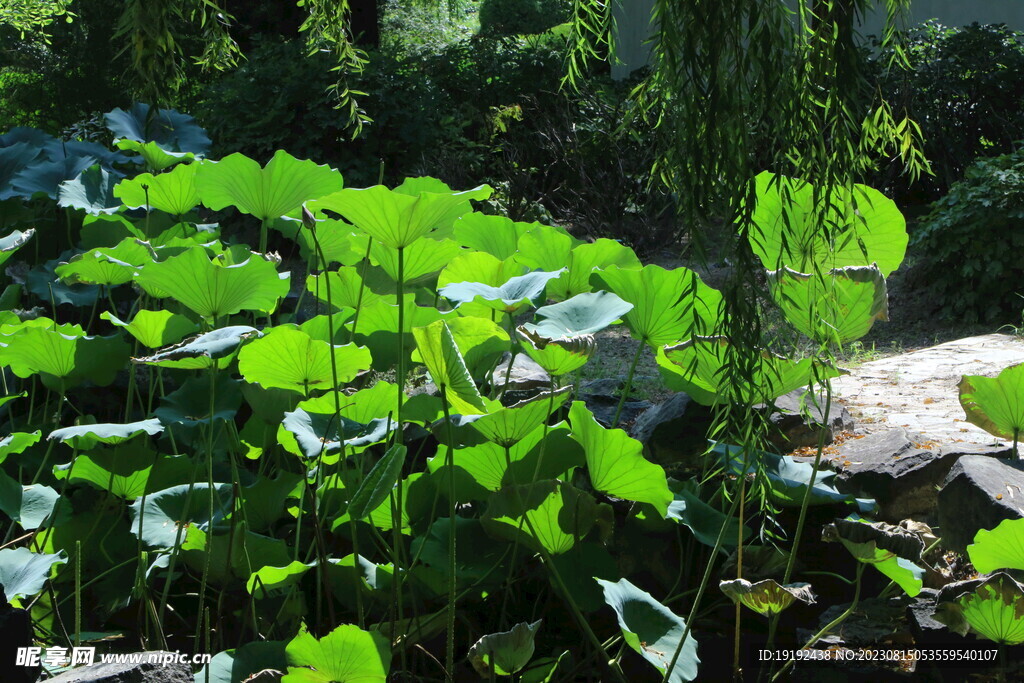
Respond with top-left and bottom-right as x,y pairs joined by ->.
478,0 -> 570,36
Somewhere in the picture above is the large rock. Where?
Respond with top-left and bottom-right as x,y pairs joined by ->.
938,455 -> 1024,552
490,353 -> 550,404
760,389 -> 854,451
577,377 -> 651,428
629,393 -> 713,466
43,652 -> 192,683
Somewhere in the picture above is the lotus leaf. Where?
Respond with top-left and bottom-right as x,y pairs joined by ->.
26,256 -> 100,307
437,251 -> 528,321
517,327 -> 595,376
53,447 -> 194,500
133,326 -> 260,370
823,517 -> 925,596
0,474 -> 68,530
959,363 -> 1024,444
347,444 -> 407,520
134,247 -> 290,320
0,229 -> 34,271
247,561 -> 316,596
113,139 -> 195,171
283,622 -> 391,683
412,320 -> 487,415
596,577 -> 700,682
452,212 -> 534,259
935,573 -> 1024,645
968,518 -> 1024,574
130,483 -> 234,548
468,388 -> 570,447
271,214 -> 364,266
411,517 -> 511,590
10,155 -> 98,200
483,480 -> 597,555
0,141 -> 43,200
55,239 -> 153,287
411,316 -> 509,382
468,620 -> 542,677
101,309 -> 199,348
48,418 -> 164,449
719,578 -> 816,616
57,165 -> 122,215
155,373 -> 242,427
114,162 -> 199,216
521,290 -> 633,340
306,267 -> 394,311
546,238 -> 643,301
513,224 -> 579,274
661,480 -> 750,549
0,430 -> 39,465
370,236 -> 463,282
277,382 -> 398,460
238,326 -> 371,394
0,325 -> 129,389
439,269 -> 566,314
105,104 -> 212,155
0,548 -> 67,602
182,524 -> 291,584
350,300 -> 452,372
197,641 -> 288,683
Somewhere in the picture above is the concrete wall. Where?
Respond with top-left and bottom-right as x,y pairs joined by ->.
612,0 -> 1024,80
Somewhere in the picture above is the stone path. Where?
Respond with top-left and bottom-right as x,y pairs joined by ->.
833,333 -> 1024,446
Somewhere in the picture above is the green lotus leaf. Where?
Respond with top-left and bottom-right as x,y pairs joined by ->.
27,256 -> 100,307
247,561 -> 315,596
749,171 -> 907,277
439,269 -> 566,314
133,326 -> 260,369
467,388 -> 571,448
114,162 -> 199,216
437,251 -> 528,321
113,139 -> 194,171
238,325 -> 371,395
0,430 -> 40,466
271,214 -> 365,266
522,290 -> 633,340
468,620 -> 542,677
483,480 -> 597,555
277,382 -> 399,460
299,313 -> 357,345
306,267 -> 395,312
0,473 -> 68,530
517,326 -> 595,376
350,300 -> 452,372
519,652 -> 570,683
0,548 -> 67,602
155,373 -> 242,427
10,155 -> 98,200
134,247 -> 290,320
101,309 -> 199,348
713,443 -> 875,512
129,483 -> 234,548
48,418 -> 164,449
347,444 -> 407,520
241,472 -> 304,532
719,578 -> 816,616
53,446 -> 194,500
55,239 -> 153,287
411,517 -> 511,591
182,524 -> 292,585
363,471 -> 433,536
453,212 -> 534,259
105,103 -> 211,155
313,183 -> 491,249
197,150 -> 342,226
547,238 -> 642,301
513,224 -> 579,274
969,518 -> 1024,574
660,480 -> 750,550
281,408 -> 392,461
658,336 -> 844,405
370,236 -> 463,282
80,214 -> 143,249
411,315 -> 509,383
0,229 -> 34,271
823,517 -> 925,596
0,325 -> 129,388
935,573 -> 1024,645
0,141 -> 44,200
592,265 -> 722,346
412,320 -> 487,415
596,577 -> 700,682
568,402 -> 672,516
283,622 -> 391,683
57,165 -> 122,215
196,641 -> 288,683
959,363 -> 1024,443
769,265 -> 889,345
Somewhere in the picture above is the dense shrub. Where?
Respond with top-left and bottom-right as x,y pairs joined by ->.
911,149 -> 1024,323
871,21 -> 1024,202
478,0 -> 570,36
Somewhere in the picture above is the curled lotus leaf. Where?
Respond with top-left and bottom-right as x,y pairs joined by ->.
104,104 -> 212,155
48,418 -> 164,449
468,620 -> 542,677
0,431 -> 40,466
133,326 -> 261,370
719,578 -> 816,616
0,548 -> 67,602
934,572 -> 1024,645
113,139 -> 195,171
823,516 -> 925,596
520,290 -> 633,340
57,165 -> 122,215
959,363 -> 1024,443
517,326 -> 595,376
467,388 -> 571,447
968,518 -> 1024,574
0,229 -> 34,270
281,408 -> 392,461
439,269 -> 567,314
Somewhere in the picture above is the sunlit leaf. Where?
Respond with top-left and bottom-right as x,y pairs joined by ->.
468,620 -> 542,677
101,309 -> 199,348
283,622 -> 391,683
238,326 -> 371,394
114,162 -> 199,216
969,518 -> 1024,574
959,363 -> 1024,442
0,548 -> 67,602
412,320 -> 487,415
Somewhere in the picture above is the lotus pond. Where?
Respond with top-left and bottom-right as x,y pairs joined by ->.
0,106 -> 1022,682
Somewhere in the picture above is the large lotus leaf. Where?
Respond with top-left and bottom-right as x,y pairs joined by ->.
363,471 -> 435,536
283,623 -> 391,683
522,290 -> 633,340
306,267 -> 394,312
547,239 -> 643,301
48,418 -> 164,449
155,373 -> 242,427
26,257 -> 100,307
113,139 -> 194,171
483,480 -> 597,555
57,165 -> 122,215
276,382 -> 398,460
0,326 -> 129,388
314,184 -> 492,249
196,150 -> 342,223
513,224 -> 579,273
439,269 -> 566,314
132,326 -> 261,370
934,573 -> 1024,645
592,265 -> 722,346
129,483 -> 233,548
299,313 -> 357,345
55,239 -> 153,287
658,337 -> 843,405
969,518 -> 1024,574
197,641 -> 288,683
0,473 -> 68,530
53,446 -> 193,500
468,389 -> 571,447
412,320 -> 487,416
0,548 -> 67,602
568,402 -> 671,516
749,171 -> 907,277
719,578 -> 816,616
517,327 -> 595,376
713,443 -> 875,512
437,251 -> 527,321
80,214 -> 144,249
468,620 -> 542,677
596,577 -> 700,682
410,316 -> 508,382
0,141 -> 43,200
959,363 -> 1024,442
271,214 -> 364,266
114,163 -> 199,216
241,472 -> 304,532
661,480 -> 750,550
10,154 -> 97,200
281,409 -> 391,462
247,560 -> 316,596
452,212 -> 534,259
355,300 -> 456,372
824,518 -> 925,596
0,229 -> 34,271
181,524 -> 292,585
370,236 -> 463,283
238,326 -> 371,394
410,517 -> 511,592
347,444 -> 407,520
0,431 -> 40,466
101,309 -> 199,348
769,265 -> 889,344
134,247 -> 290,320
104,104 -> 211,155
